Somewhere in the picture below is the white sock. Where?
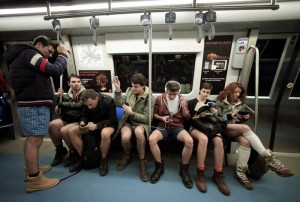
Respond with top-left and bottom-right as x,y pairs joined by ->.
236,145 -> 251,167
243,131 -> 271,156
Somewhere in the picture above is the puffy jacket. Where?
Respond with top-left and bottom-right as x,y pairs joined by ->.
4,44 -> 67,106
114,86 -> 154,137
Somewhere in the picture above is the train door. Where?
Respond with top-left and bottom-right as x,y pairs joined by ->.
246,33 -> 300,153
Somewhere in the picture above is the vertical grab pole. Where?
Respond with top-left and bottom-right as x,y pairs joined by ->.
250,45 -> 260,133
148,13 -> 153,129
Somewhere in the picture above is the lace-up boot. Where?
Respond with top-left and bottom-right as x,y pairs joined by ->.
139,159 -> 150,182
234,165 -> 253,190
150,161 -> 164,184
264,149 -> 294,177
179,163 -> 193,189
212,170 -> 230,195
196,168 -> 207,192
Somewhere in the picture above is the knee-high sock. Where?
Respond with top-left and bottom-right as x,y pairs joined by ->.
237,145 -> 251,167
243,131 -> 270,156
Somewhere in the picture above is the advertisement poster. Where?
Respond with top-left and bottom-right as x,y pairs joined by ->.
201,35 -> 233,94
79,70 -> 112,93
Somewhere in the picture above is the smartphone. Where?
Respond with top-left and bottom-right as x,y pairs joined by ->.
238,110 -> 249,115
125,102 -> 129,106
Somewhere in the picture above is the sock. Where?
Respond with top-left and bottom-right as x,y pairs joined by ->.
214,164 -> 223,172
197,163 -> 205,171
236,145 -> 251,167
28,171 -> 39,177
243,131 -> 270,156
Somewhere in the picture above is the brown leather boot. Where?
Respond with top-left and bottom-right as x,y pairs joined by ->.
116,153 -> 131,171
212,170 -> 230,195
26,171 -> 59,193
196,168 -> 207,192
139,159 -> 150,182
24,166 -> 51,182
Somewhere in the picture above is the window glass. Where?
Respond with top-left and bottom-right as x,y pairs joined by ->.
291,71 -> 300,97
113,54 -> 196,93
247,39 -> 286,96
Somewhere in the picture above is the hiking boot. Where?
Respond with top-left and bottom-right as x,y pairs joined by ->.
24,165 -> 51,182
64,150 -> 80,167
99,158 -> 108,176
150,161 -> 164,184
196,168 -> 207,193
139,159 -> 150,182
179,163 -> 193,189
264,149 -> 294,177
116,153 -> 131,171
51,147 -> 68,167
69,159 -> 82,173
212,170 -> 230,195
26,171 -> 59,193
234,165 -> 253,190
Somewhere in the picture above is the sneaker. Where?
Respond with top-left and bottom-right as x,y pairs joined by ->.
234,165 -> 253,190
139,159 -> 150,182
116,154 -> 131,171
99,158 -> 108,176
265,149 -> 294,177
212,170 -> 230,195
26,171 -> 59,193
64,150 -> 80,167
24,166 -> 51,182
51,147 -> 68,167
196,169 -> 207,193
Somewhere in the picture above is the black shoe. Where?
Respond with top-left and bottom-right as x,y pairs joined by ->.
99,158 -> 108,176
51,147 -> 68,167
64,150 -> 80,167
179,163 -> 193,189
150,161 -> 164,184
69,159 -> 82,173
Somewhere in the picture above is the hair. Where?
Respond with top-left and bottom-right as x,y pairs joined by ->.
68,74 -> 81,82
166,80 -> 181,92
81,89 -> 99,102
200,82 -> 213,90
130,73 -> 147,86
216,82 -> 247,104
32,35 -> 54,47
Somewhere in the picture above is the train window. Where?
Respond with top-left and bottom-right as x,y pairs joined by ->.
112,54 -> 196,93
247,39 -> 286,96
291,71 -> 300,97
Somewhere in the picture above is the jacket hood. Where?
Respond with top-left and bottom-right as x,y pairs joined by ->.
67,85 -> 86,98
4,44 -> 38,66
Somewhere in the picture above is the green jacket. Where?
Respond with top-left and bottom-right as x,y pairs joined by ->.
114,86 -> 154,137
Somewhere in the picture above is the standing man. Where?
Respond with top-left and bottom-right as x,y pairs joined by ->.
148,80 -> 193,189
4,35 -> 68,192
113,73 -> 154,182
49,74 -> 85,167
67,89 -> 117,176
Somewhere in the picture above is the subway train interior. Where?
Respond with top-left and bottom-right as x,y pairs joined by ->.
0,0 -> 300,201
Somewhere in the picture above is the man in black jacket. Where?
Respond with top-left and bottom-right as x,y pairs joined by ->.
67,89 -> 118,176
49,74 -> 86,167
4,35 -> 68,192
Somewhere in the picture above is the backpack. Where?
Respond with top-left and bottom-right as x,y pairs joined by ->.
81,132 -> 101,169
247,149 -> 269,180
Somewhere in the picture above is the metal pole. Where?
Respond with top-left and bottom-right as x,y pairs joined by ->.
148,13 -> 153,129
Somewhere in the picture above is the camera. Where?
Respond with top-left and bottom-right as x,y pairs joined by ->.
80,120 -> 88,127
207,102 -> 215,108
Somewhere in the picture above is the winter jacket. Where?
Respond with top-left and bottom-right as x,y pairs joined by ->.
114,86 -> 154,137
4,44 -> 67,106
154,93 -> 190,129
57,85 -> 86,123
80,93 -> 118,131
215,97 -> 246,124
